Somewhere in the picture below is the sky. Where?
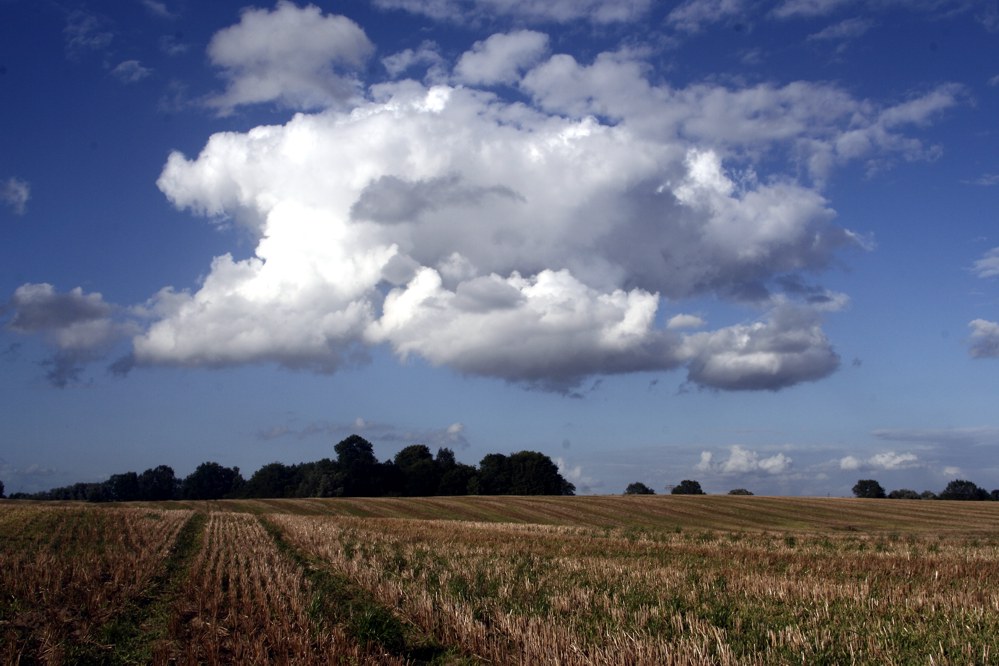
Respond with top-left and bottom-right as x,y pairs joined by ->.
2,0 -> 998,497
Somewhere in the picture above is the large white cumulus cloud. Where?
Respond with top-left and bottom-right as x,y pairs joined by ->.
120,4 -> 960,392
142,76 -> 855,391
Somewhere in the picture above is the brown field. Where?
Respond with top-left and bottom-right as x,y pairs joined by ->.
1,495 -> 997,664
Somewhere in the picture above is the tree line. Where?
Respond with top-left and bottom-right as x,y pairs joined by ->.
3,435 -> 575,502
852,478 -> 999,501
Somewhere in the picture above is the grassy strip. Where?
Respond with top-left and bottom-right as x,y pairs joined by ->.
259,516 -> 478,665
68,511 -> 208,664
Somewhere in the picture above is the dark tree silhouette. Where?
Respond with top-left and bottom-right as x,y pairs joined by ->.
939,479 -> 989,501
394,444 -> 439,496
334,435 -> 380,496
728,488 -> 754,495
852,479 -> 886,499
624,482 -> 655,495
888,488 -> 920,499
138,465 -> 179,501
183,462 -> 244,500
0,479 -> 4,498
671,480 -> 705,495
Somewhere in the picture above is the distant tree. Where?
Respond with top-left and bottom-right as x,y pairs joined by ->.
107,472 -> 141,502
920,490 -> 938,500
138,465 -> 179,501
394,444 -> 439,497
728,488 -> 754,496
671,480 -> 705,495
625,482 -> 655,495
183,462 -> 244,500
992,490 -> 999,501
243,462 -> 301,498
474,453 -> 512,495
472,451 -> 574,495
0,479 -> 5,498
435,448 -> 475,496
334,435 -> 380,496
852,479 -> 886,499
939,479 -> 989,501
888,488 -> 920,500
509,451 -> 575,495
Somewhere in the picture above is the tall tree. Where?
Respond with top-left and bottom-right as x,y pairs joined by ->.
852,479 -> 886,499
624,482 -> 655,495
333,435 -> 380,496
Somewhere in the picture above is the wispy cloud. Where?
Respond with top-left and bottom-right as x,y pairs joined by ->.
1,177 -> 30,215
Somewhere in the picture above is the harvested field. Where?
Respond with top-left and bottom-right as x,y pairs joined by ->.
1,496 -> 997,664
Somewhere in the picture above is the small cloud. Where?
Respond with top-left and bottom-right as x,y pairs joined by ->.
839,451 -> 922,471
968,173 -> 999,187
4,283 -> 134,387
111,60 -> 152,84
205,3 -> 374,114
807,17 -> 873,43
382,41 -> 445,80
666,313 -> 705,330
969,319 -> 999,358
159,34 -> 189,56
142,0 -> 176,19
1,177 -> 30,215
942,466 -> 961,476
972,247 -> 999,278
699,445 -> 792,475
64,10 -> 113,56
772,0 -> 852,19
988,74 -> 999,87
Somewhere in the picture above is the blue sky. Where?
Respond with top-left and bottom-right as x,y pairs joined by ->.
2,0 -> 998,496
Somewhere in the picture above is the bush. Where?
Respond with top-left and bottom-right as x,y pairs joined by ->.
624,482 -> 655,495
728,488 -> 753,495
888,488 -> 920,499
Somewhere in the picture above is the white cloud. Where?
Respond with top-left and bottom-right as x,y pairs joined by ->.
382,41 -> 446,80
111,60 -> 152,84
667,0 -> 747,33
667,314 -> 705,330
1,177 -> 30,215
117,16 -> 962,393
772,0 -> 854,19
972,247 -> 999,278
205,2 -> 374,113
373,0 -> 651,24
520,51 -> 961,183
942,466 -> 961,477
147,77 -> 859,391
142,0 -> 175,19
699,445 -> 793,475
454,31 -> 549,86
682,306 -> 839,390
807,17 -> 873,42
64,10 -> 113,55
969,319 -> 999,358
840,450 -> 920,471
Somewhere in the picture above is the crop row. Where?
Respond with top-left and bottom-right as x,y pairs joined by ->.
0,505 -> 191,663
